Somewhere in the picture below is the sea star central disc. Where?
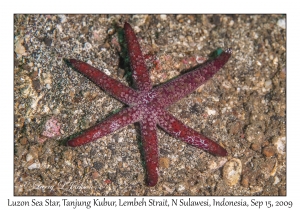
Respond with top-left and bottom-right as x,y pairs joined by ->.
65,22 -> 232,186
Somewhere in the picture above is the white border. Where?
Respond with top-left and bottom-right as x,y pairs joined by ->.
2,0 -> 298,209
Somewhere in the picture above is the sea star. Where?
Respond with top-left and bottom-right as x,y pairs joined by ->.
65,22 -> 232,187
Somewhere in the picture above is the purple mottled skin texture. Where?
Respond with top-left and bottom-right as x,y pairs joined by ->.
66,22 -> 232,187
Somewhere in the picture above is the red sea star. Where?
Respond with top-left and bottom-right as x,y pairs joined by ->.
65,22 -> 232,187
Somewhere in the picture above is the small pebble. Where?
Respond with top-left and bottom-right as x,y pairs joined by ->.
272,136 -> 285,155
208,158 -> 227,170
262,146 -> 276,157
273,176 -> 280,185
241,176 -> 249,187
190,186 -> 199,194
160,15 -> 167,21
15,38 -> 26,56
250,186 -> 263,194
223,158 -> 242,186
251,143 -> 261,151
264,80 -> 272,89
58,15 -> 67,23
63,150 -> 73,161
163,184 -> 175,194
91,171 -> 100,179
84,42 -> 92,51
176,182 -> 187,192
159,157 -> 170,168
28,162 -> 40,170
103,69 -> 111,76
206,107 -> 216,115
42,117 -> 61,138
133,26 -> 141,33
270,159 -> 278,176
273,57 -> 278,65
229,122 -> 241,135
20,137 -> 28,145
26,153 -> 33,162
277,19 -> 286,29
107,28 -> 115,35
176,15 -> 184,20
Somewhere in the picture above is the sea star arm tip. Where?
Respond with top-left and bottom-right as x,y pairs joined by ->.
153,47 -> 232,109
67,106 -> 141,147
65,58 -> 139,105
158,110 -> 228,157
140,119 -> 159,186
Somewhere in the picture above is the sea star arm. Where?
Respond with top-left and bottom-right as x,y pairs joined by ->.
65,59 -> 139,105
67,106 -> 141,147
154,49 -> 232,108
124,22 -> 152,92
140,118 -> 159,187
158,110 -> 227,156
